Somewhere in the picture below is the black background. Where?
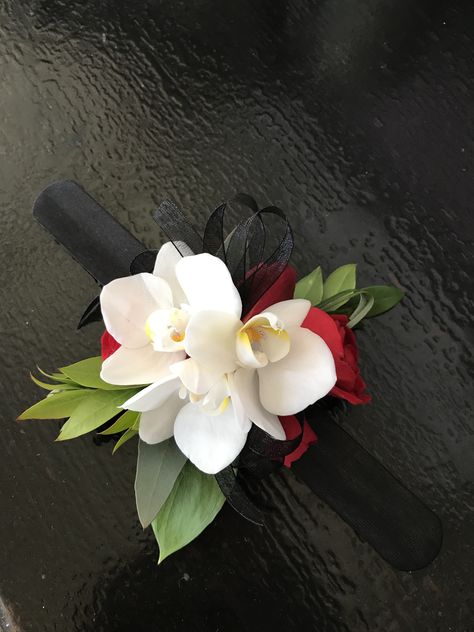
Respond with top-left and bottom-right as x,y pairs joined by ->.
1,1 -> 473,630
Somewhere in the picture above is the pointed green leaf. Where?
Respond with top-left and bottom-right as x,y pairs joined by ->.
18,389 -> 94,420
135,439 -> 187,528
318,289 -> 359,312
30,374 -> 80,392
100,410 -> 140,435
294,266 -> 324,305
347,292 -> 375,328
151,462 -> 225,563
37,367 -> 75,384
59,356 -> 133,390
113,426 -> 139,453
322,264 -> 357,300
362,285 -> 405,317
56,388 -> 138,441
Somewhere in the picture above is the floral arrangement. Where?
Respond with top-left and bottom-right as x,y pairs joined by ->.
20,199 -> 403,562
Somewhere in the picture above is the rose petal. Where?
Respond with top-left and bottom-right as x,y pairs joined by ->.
176,253 -> 242,317
174,401 -> 250,474
100,273 -> 174,348
100,344 -> 185,386
279,415 -> 318,467
302,307 -> 345,358
258,326 -> 336,415
101,330 -> 121,360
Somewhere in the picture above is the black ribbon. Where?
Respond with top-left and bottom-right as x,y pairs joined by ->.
214,417 -> 306,524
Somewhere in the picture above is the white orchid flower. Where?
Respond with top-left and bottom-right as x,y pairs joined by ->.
100,242 -> 336,474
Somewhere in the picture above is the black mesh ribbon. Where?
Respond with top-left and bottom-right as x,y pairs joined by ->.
214,418 -> 306,525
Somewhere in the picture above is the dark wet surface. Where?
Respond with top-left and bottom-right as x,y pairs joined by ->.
1,1 -> 473,630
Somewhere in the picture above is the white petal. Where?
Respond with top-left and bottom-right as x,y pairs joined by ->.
258,326 -> 336,415
146,307 -> 189,352
184,310 -> 240,374
201,376 -> 231,414
100,344 -> 185,386
231,368 -> 285,439
235,328 -> 267,368
236,314 -> 290,368
176,253 -> 242,317
138,390 -> 184,444
121,375 -> 181,412
152,242 -> 188,306
100,273 -> 174,348
174,401 -> 250,474
265,299 -> 311,328
170,358 -> 222,395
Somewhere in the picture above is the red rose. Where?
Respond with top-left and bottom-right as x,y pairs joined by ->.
101,330 -> 120,360
303,307 -> 371,405
279,415 -> 317,468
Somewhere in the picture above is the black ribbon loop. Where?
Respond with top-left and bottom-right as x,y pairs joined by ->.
215,466 -> 265,526
153,199 -> 203,256
77,295 -> 102,329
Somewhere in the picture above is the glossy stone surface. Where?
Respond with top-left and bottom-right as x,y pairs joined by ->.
0,1 -> 473,630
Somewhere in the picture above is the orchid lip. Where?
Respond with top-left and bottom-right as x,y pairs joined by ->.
145,307 -> 190,351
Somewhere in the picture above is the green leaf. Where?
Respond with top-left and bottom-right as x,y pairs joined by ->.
322,264 -> 357,300
318,289 -> 359,312
113,426 -> 139,453
30,374 -> 80,392
151,462 -> 225,563
37,367 -> 75,384
56,388 -> 138,441
59,356 -> 133,391
135,439 -> 187,528
294,266 -> 323,304
100,410 -> 140,435
18,389 -> 94,420
347,292 -> 375,328
361,285 -> 405,318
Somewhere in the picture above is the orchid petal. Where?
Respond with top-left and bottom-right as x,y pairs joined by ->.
100,344 -> 185,386
138,389 -> 184,444
258,326 -> 336,415
121,375 -> 181,412
152,242 -> 188,306
170,358 -> 223,395
100,273 -> 174,348
236,313 -> 290,368
184,310 -> 241,374
266,299 -> 311,328
146,307 -> 189,352
174,401 -> 250,474
176,253 -> 242,317
232,368 -> 285,439
201,377 -> 231,415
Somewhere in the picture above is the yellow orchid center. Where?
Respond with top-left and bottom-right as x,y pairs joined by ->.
145,307 -> 189,351
236,313 -> 290,368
